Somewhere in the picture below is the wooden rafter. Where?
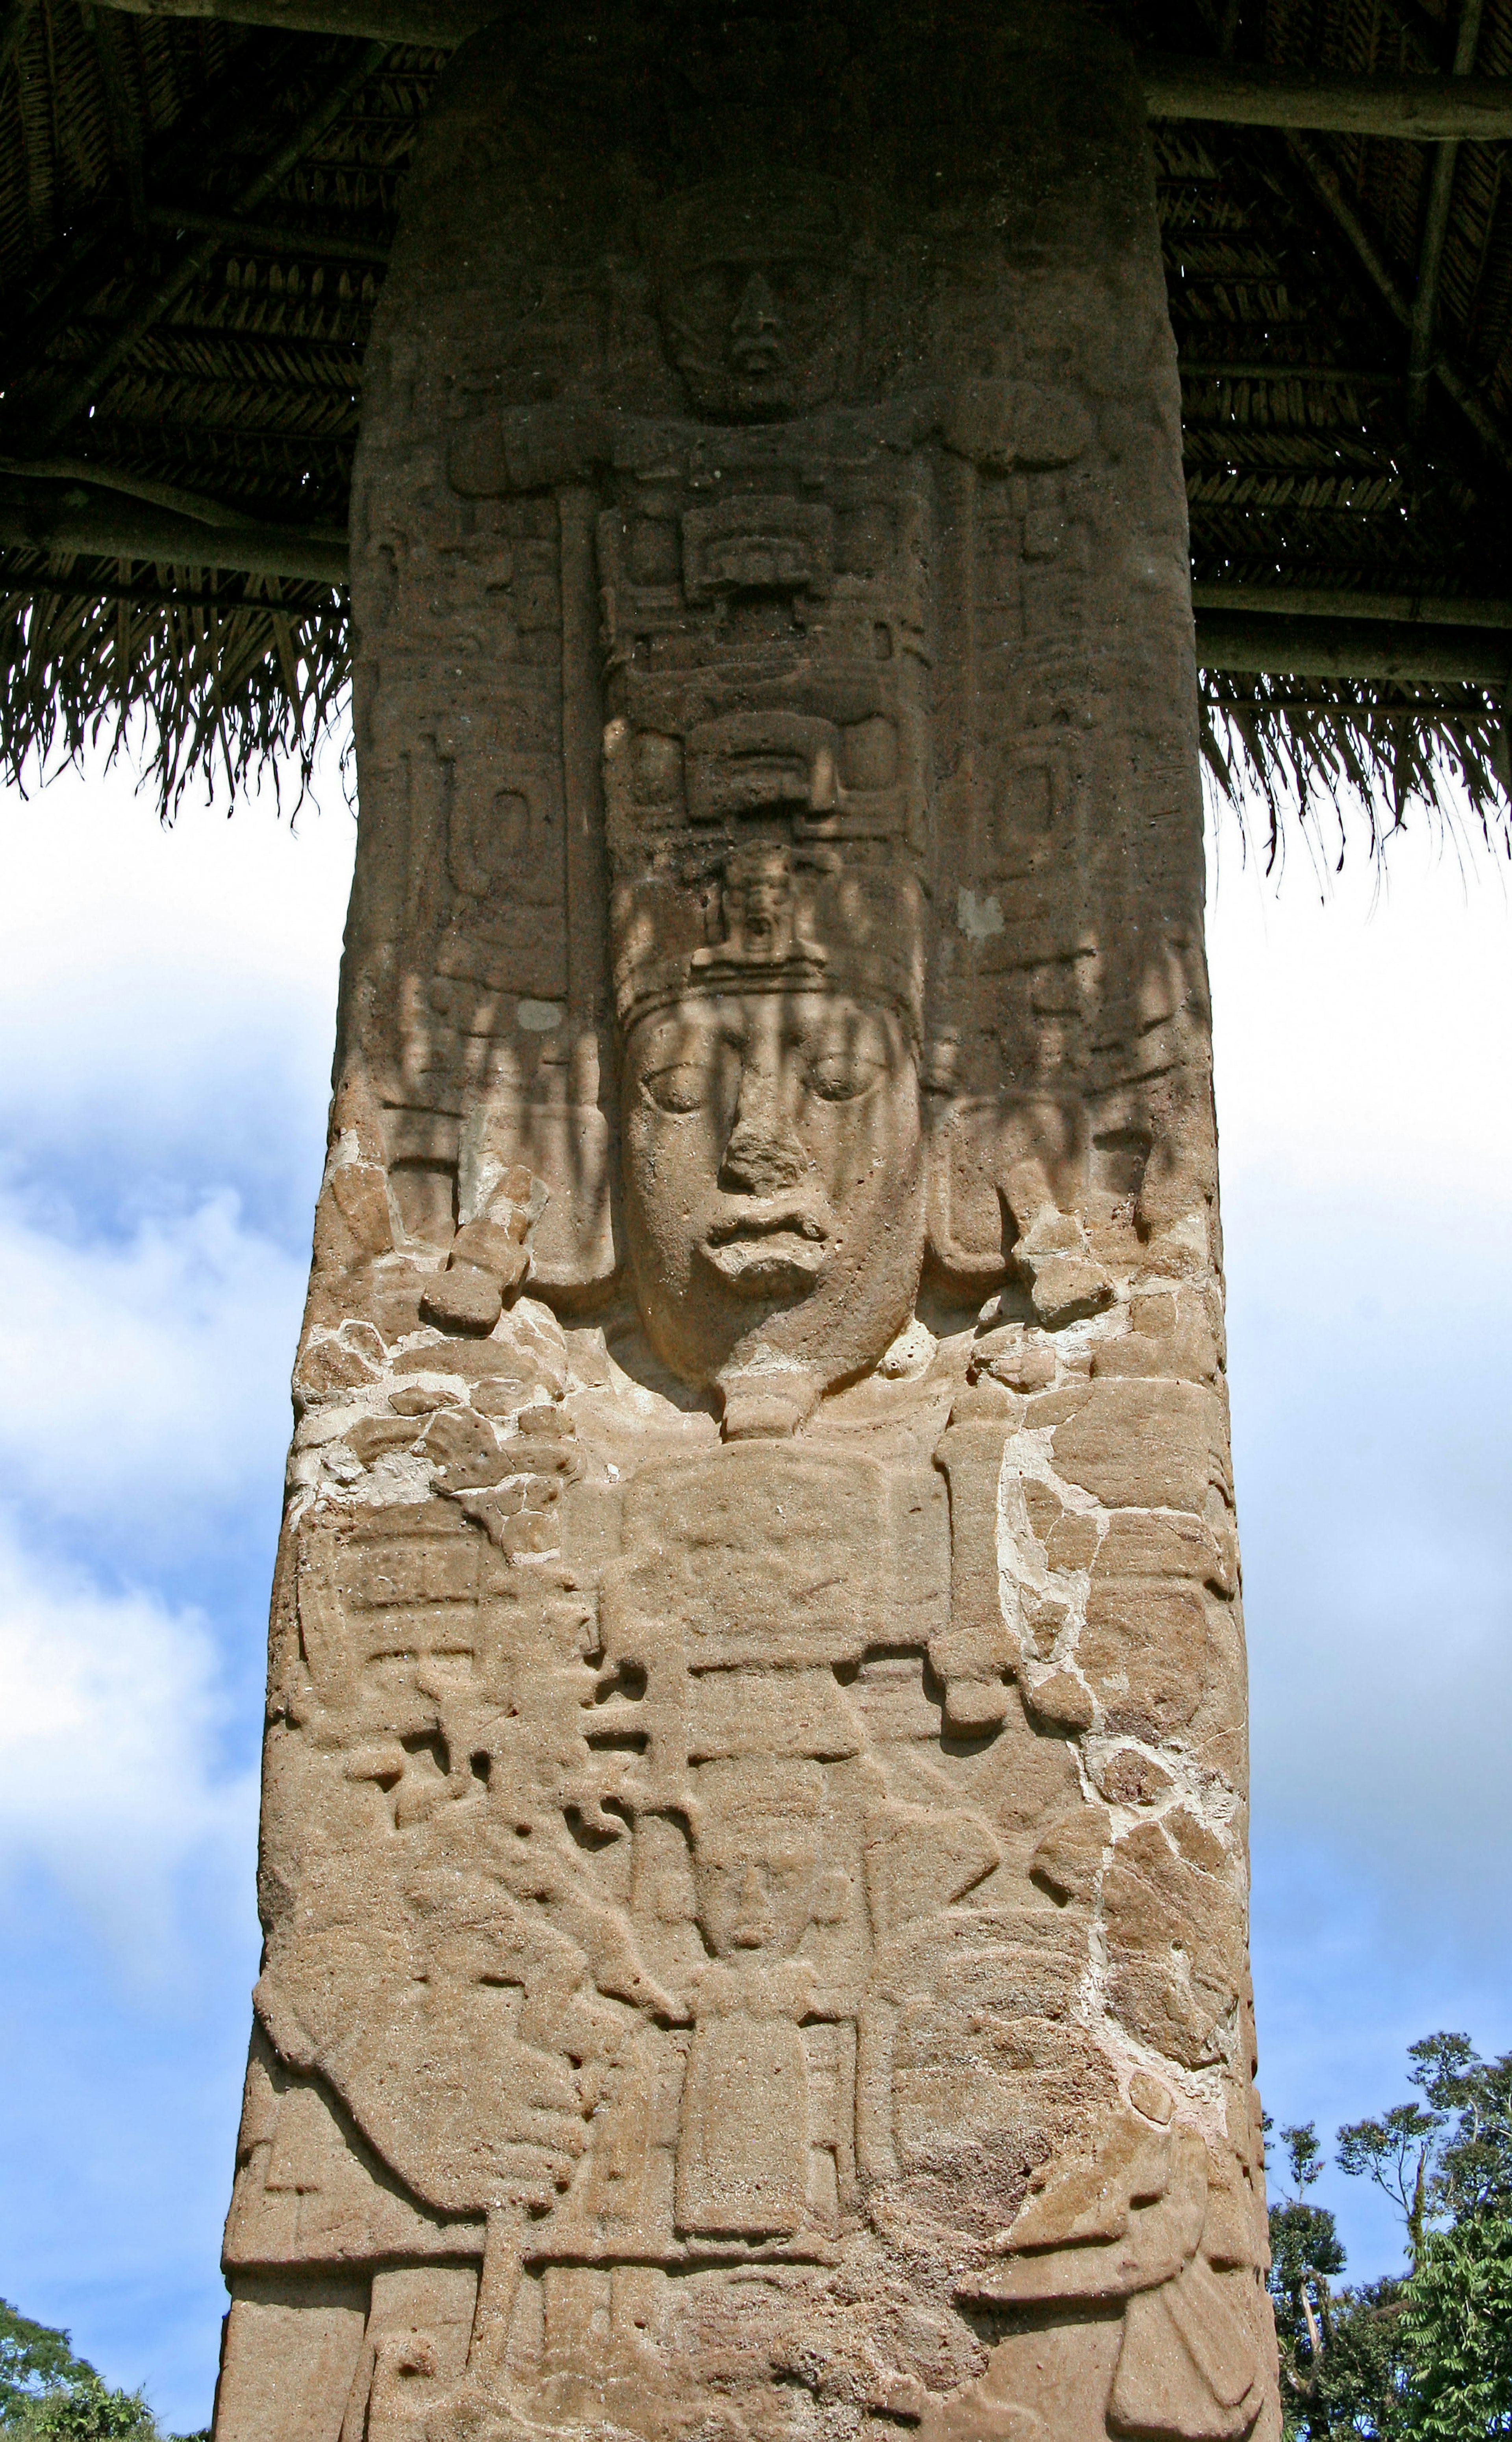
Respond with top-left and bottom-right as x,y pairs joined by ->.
1408,0 -> 1486,432
1143,54 -> 1512,134
22,38 -> 387,446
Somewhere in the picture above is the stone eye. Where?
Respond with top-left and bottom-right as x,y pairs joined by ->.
642,1062 -> 710,1114
808,1049 -> 882,1103
684,267 -> 734,321
778,259 -> 822,308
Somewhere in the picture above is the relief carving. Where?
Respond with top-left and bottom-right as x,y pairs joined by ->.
214,11 -> 1278,2442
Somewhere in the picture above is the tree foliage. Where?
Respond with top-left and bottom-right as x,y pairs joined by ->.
0,2305 -> 189,2442
1403,2211 -> 1512,2441
1267,2122 -> 1410,2441
1267,2033 -> 1512,2442
0,2308 -> 96,2422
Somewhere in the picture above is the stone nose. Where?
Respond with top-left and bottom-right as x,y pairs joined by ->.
719,1113 -> 806,1196
733,1862 -> 775,1942
731,269 -> 782,347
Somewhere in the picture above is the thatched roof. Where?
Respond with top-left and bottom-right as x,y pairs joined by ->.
4,0 -> 1512,862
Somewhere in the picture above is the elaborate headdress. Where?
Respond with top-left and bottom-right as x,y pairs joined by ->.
610,826 -> 926,1046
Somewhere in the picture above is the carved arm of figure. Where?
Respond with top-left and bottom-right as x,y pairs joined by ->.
947,2116 -> 1267,2442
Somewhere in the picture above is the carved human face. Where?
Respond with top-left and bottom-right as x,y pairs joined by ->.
622,987 -> 925,1396
695,1815 -> 820,1959
658,243 -> 860,420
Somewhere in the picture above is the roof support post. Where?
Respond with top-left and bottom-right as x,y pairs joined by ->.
1408,0 -> 1485,433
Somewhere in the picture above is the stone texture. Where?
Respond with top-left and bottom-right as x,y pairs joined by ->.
213,10 -> 1278,2442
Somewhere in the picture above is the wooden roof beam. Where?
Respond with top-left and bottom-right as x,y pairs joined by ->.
0,475 -> 347,583
75,5 -> 1512,135
1196,608 -> 1512,683
1193,582 -> 1512,628
5,485 -> 1510,686
94,0 -> 484,40
1144,55 -> 1512,136
144,202 -> 390,265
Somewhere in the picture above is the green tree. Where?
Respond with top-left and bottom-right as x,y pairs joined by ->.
0,2307 -> 97,2423
1328,2032 -> 1512,2440
1267,2121 -> 1411,2441
26,2381 -> 157,2442
1338,2099 -> 1443,2271
1386,2040 -> 1512,2441
0,2307 -> 156,2442
1403,2209 -> 1512,2441
1410,2039 -> 1512,2225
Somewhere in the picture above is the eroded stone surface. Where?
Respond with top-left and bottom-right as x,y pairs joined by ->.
214,10 -> 1279,2442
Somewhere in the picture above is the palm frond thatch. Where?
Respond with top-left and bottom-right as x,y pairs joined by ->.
2,554 -> 348,809
2,0 -> 1512,857
1201,681 -> 1512,873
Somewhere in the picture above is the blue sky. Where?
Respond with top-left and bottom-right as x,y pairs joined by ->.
0,745 -> 1507,2430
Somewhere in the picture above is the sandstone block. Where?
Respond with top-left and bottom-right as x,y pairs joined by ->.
295,1329 -> 384,1400
346,1416 -> 421,1469
1026,1252 -> 1115,1331
450,1217 -> 531,1288
1022,1669 -> 1095,1733
1102,1821 -> 1245,2068
419,1263 -> 503,1337
1031,1804 -> 1112,1903
312,1161 -> 394,1278
1096,1747 -> 1175,1808
971,1328 -> 1057,1393
1032,1380 -> 1227,1512
1079,1578 -> 1211,1737
1094,1509 -> 1227,1589
1047,1512 -> 1101,1573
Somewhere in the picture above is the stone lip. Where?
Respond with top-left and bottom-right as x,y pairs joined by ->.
702,1200 -> 832,1294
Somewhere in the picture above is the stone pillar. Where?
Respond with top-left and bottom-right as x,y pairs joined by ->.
213,11 -> 1280,2442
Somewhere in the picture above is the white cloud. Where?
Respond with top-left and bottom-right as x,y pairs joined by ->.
1204,808 -> 1512,2275
1207,814 -> 1512,1203
1208,820 -> 1512,1952
0,741 -> 356,1001
0,747 -> 356,1240
0,1515 -> 259,1974
0,741 -> 351,1545
0,1174 -> 308,1541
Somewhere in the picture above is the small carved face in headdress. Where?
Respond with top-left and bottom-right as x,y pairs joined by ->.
651,178 -> 864,421
693,1761 -> 825,1959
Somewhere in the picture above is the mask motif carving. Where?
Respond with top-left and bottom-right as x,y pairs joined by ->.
650,177 -> 869,423
213,15 -> 1279,2442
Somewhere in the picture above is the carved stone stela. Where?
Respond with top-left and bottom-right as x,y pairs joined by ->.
213,14 -> 1280,2442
